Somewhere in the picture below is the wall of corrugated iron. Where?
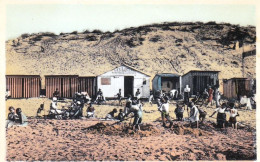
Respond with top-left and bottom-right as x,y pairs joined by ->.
6,75 -> 40,98
45,76 -> 78,98
78,77 -> 97,97
181,72 -> 219,95
223,79 -> 252,99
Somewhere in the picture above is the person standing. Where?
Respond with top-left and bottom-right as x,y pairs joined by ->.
210,103 -> 228,128
135,89 -> 141,101
116,89 -> 122,106
228,103 -> 239,129
184,85 -> 190,105
148,90 -> 154,106
214,87 -> 221,108
158,96 -> 173,128
133,101 -> 143,131
208,86 -> 214,106
188,102 -> 199,128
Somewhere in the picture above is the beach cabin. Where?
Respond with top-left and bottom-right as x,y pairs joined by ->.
181,70 -> 219,95
6,75 -> 41,98
45,75 -> 78,98
97,65 -> 150,98
152,73 -> 181,93
78,77 -> 97,98
223,78 -> 254,99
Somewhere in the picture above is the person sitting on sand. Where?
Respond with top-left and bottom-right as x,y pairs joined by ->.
133,101 -> 143,131
86,103 -> 95,118
228,103 -> 239,129
36,104 -> 44,117
159,96 -> 173,128
6,106 -> 18,128
16,108 -> 28,126
96,89 -> 106,102
105,108 -> 118,120
209,103 -> 228,128
188,101 -> 199,128
240,95 -> 252,110
5,88 -> 11,100
117,109 -> 124,121
174,104 -> 184,121
53,88 -> 60,99
51,97 -> 58,109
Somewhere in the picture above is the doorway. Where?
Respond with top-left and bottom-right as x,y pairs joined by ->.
124,76 -> 134,97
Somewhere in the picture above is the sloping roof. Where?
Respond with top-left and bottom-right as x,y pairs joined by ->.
98,64 -> 151,77
182,70 -> 220,77
155,73 -> 180,77
45,75 -> 79,77
6,75 -> 40,77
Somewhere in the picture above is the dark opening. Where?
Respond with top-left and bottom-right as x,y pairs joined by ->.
161,77 -> 179,93
61,78 -> 64,98
192,76 -> 215,95
22,78 -> 24,98
124,76 -> 134,97
40,89 -> 46,96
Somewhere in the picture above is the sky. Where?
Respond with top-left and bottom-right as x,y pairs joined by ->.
6,4 -> 256,40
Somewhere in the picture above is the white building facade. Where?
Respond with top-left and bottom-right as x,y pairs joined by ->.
97,65 -> 150,98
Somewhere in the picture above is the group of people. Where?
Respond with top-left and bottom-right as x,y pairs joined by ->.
184,84 -> 221,108
6,106 -> 28,128
6,86 -> 243,131
154,89 -> 240,129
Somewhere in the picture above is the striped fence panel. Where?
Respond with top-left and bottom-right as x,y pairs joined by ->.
6,75 -> 40,98
78,77 -> 97,97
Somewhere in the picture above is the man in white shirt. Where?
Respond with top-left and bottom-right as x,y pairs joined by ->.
188,101 -> 199,128
158,96 -> 173,128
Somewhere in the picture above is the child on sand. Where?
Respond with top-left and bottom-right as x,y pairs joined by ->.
16,108 -> 28,126
86,103 -> 95,118
6,106 -> 17,128
228,103 -> 239,129
133,103 -> 143,131
174,104 -> 184,121
105,108 -> 118,120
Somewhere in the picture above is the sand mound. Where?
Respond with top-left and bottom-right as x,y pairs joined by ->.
6,119 -> 256,161
87,122 -> 160,137
171,124 -> 213,136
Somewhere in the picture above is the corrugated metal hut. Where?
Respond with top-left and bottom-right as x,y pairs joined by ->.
45,75 -> 78,98
6,75 -> 41,98
181,70 -> 219,95
152,73 -> 181,93
78,77 -> 97,98
97,65 -> 150,98
223,78 -> 253,99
